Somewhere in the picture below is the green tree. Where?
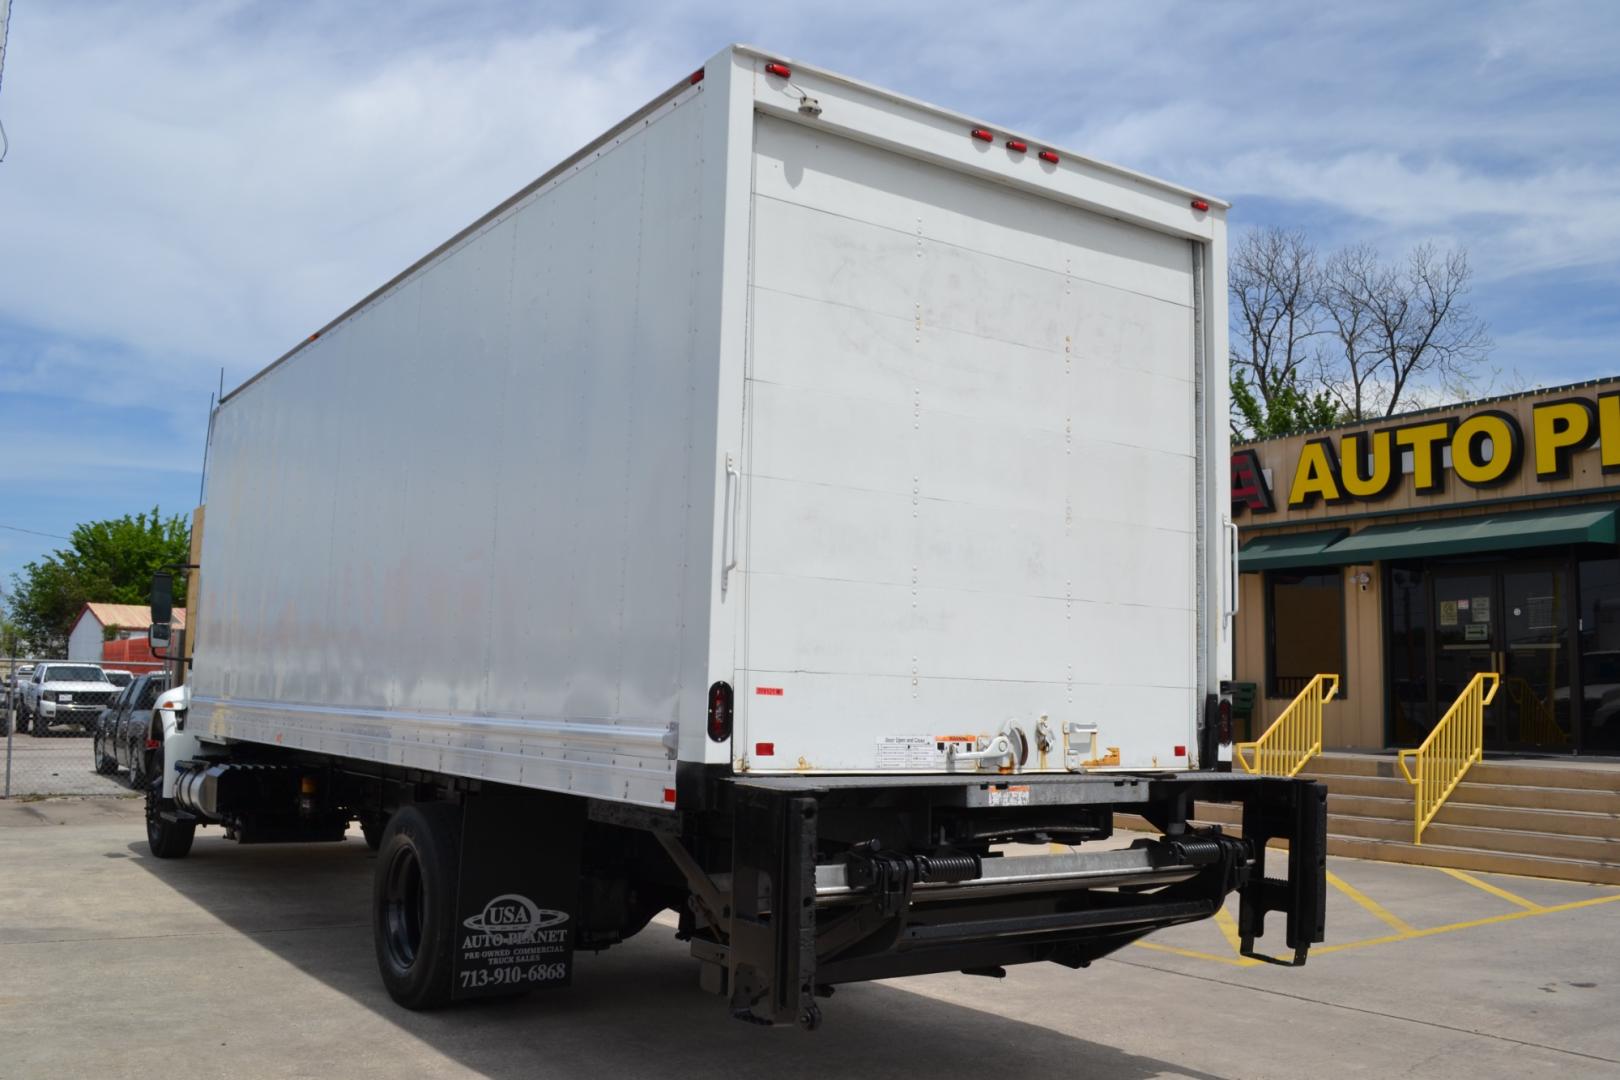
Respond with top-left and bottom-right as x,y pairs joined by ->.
5,508 -> 190,654
1231,370 -> 1341,442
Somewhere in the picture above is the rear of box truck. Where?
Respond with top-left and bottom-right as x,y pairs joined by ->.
717,59 -> 1232,776
148,47 -> 1322,1029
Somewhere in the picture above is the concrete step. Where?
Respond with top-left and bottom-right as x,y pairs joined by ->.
1325,814 -> 1620,862
1324,834 -> 1620,886
1335,794 -> 1620,839
1304,752 -> 1620,794
1295,772 -> 1620,814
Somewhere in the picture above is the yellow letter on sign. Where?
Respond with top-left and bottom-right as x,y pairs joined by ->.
1532,399 -> 1596,479
1340,430 -> 1399,499
1452,411 -> 1523,488
1601,393 -> 1620,473
1394,421 -> 1452,493
1288,439 -> 1343,507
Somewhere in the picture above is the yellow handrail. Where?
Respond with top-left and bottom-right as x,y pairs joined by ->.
1234,674 -> 1339,777
1397,672 -> 1499,845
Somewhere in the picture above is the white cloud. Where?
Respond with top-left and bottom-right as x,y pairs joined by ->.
0,0 -> 1615,548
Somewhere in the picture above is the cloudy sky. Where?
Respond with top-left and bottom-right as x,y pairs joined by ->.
1,0 -> 1617,583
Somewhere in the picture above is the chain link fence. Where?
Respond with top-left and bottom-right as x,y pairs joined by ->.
3,656 -> 150,798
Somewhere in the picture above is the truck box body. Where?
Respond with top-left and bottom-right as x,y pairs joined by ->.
191,46 -> 1234,810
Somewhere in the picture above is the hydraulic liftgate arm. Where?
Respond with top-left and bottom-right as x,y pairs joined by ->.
716,774 -> 1327,1028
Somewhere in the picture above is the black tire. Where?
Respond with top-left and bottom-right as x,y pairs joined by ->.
93,732 -> 116,774
373,803 -> 462,1010
360,816 -> 387,852
128,741 -> 148,790
145,779 -> 196,859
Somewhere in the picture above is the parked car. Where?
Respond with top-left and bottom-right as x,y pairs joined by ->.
2,664 -> 36,730
17,662 -> 116,736
93,672 -> 170,784
103,669 -> 136,689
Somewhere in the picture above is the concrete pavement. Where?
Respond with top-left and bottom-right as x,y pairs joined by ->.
2,797 -> 1618,1079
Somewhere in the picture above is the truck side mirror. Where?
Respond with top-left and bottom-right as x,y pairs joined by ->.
151,572 -> 174,626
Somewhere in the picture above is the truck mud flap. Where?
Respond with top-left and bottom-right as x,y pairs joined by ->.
451,791 -> 585,1000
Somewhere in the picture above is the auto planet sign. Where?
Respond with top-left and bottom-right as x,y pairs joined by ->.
1232,393 -> 1620,513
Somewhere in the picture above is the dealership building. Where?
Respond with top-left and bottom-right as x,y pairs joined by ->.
1233,378 -> 1620,757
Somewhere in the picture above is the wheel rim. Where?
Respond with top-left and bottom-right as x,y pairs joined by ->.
381,844 -> 426,971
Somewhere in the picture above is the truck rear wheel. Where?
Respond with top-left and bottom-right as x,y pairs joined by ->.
145,780 -> 197,859
373,803 -> 461,1010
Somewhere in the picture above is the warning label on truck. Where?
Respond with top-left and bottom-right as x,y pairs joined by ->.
876,735 -> 944,769
986,785 -> 1032,807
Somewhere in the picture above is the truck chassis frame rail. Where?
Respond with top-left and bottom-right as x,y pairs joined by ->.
678,772 -> 1326,1029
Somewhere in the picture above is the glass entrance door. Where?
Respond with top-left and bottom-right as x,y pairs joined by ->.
1499,565 -> 1573,750
1432,570 -> 1498,741
1427,562 -> 1573,752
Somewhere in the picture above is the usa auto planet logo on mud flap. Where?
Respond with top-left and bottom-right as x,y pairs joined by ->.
457,893 -> 572,991
462,893 -> 570,948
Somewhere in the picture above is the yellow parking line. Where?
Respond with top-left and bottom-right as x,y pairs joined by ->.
1213,905 -> 1245,956
1435,866 -> 1544,911
1327,871 -> 1416,934
1133,940 -> 1261,968
1314,889 -> 1620,956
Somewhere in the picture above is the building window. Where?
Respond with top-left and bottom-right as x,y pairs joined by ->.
1266,569 -> 1346,699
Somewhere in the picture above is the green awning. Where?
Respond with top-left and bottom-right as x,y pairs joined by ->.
1239,529 -> 1349,572
1318,505 -> 1618,565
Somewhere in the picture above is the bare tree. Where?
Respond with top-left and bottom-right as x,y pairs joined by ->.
1229,227 -> 1322,422
1319,243 -> 1492,421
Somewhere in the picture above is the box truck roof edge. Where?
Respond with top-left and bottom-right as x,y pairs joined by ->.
219,43 -> 1227,413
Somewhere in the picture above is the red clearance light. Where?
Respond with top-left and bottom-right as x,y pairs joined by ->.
970,128 -> 993,142
1039,150 -> 1059,164
689,68 -> 705,85
765,62 -> 791,78
1190,199 -> 1210,212
663,788 -> 677,804
707,680 -> 734,742
1174,745 -> 1187,757
755,742 -> 775,756
1005,139 -> 1028,153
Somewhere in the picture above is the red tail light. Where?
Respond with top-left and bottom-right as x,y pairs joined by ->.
707,681 -> 734,742
145,737 -> 161,750
765,62 -> 791,79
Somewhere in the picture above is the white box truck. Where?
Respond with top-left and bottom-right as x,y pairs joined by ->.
144,45 -> 1326,1028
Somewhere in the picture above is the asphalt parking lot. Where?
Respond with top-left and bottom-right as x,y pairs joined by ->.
2,799 -> 1618,1080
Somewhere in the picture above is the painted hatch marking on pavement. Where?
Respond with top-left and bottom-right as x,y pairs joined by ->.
1132,864 -> 1620,968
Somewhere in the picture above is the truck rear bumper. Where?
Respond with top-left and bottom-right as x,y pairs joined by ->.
684,771 -> 1326,1028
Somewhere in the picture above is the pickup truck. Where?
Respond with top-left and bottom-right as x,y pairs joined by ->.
18,662 -> 117,736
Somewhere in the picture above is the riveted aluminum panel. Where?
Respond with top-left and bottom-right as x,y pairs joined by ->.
192,78 -> 721,809
736,113 -> 1208,773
